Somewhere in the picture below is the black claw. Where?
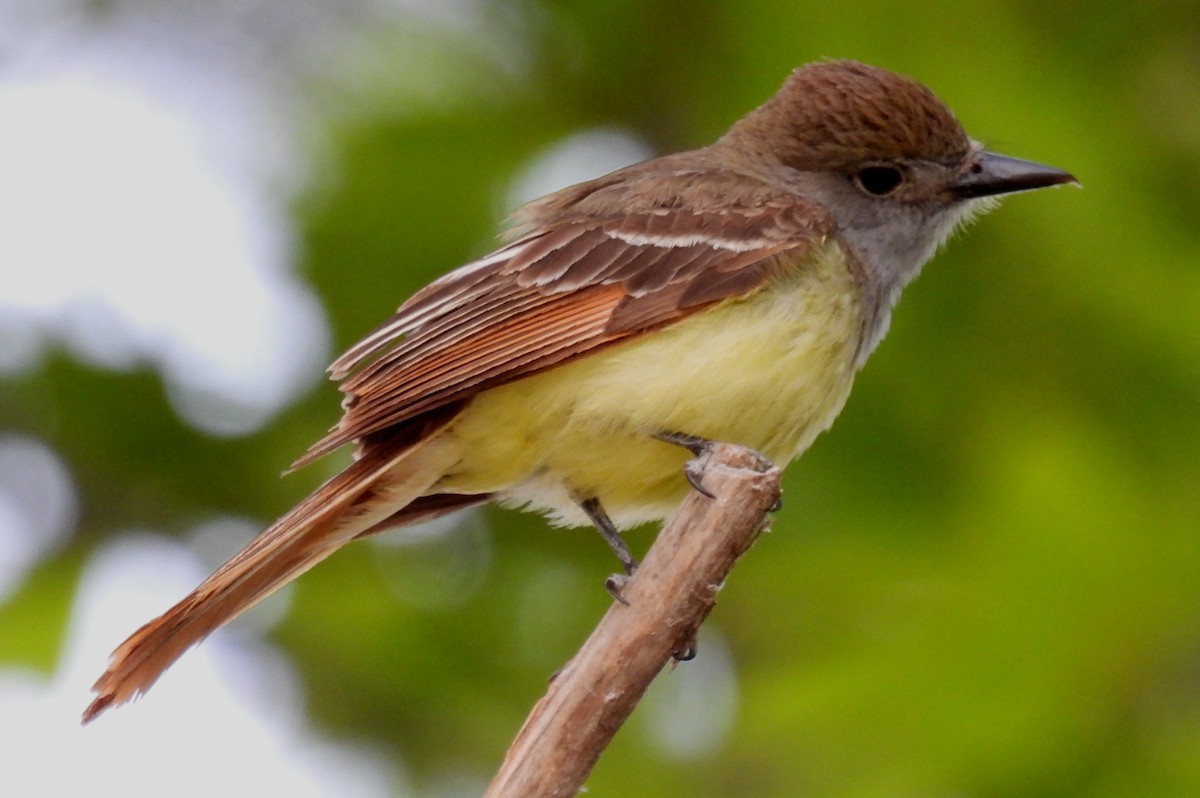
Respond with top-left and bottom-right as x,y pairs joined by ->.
657,431 -> 720,499
673,637 -> 698,662
606,573 -> 632,605
684,462 -> 717,499
768,494 -> 783,513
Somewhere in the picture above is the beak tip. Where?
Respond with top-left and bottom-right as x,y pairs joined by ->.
955,152 -> 1079,200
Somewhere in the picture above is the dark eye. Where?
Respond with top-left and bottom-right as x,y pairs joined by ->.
856,165 -> 904,196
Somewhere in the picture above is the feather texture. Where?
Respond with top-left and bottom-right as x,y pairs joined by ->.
296,189 -> 834,468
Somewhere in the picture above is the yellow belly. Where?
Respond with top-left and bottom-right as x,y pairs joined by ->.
433,242 -> 865,528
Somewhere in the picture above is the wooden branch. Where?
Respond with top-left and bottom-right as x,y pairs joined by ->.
484,443 -> 782,798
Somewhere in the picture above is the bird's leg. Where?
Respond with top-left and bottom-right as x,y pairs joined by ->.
654,431 -> 782,511
578,496 -> 637,603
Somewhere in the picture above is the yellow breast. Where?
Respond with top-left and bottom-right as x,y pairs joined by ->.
436,240 -> 865,528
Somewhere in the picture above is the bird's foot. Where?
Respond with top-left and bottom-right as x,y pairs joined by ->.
654,431 -> 776,500
605,571 -> 634,605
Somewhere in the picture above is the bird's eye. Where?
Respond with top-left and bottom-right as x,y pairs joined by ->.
855,165 -> 904,196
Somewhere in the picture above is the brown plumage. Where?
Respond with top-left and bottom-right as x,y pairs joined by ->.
297,189 -> 828,467
722,60 -> 972,171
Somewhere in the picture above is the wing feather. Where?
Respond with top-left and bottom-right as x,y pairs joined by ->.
294,188 -> 834,469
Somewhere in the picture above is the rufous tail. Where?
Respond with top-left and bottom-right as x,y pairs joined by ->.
82,438 -> 457,724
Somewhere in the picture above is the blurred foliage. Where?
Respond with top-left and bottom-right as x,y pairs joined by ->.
4,0 -> 1200,796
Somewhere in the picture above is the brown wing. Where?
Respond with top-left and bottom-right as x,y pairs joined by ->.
293,191 -> 834,469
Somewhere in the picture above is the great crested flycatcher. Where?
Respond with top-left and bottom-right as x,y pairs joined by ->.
84,60 -> 1075,722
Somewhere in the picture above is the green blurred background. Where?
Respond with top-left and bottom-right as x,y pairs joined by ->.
1,1 -> 1198,796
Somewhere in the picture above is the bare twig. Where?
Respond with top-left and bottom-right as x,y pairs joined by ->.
484,443 -> 782,798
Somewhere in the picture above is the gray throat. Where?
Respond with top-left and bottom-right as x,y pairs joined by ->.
785,170 -> 993,366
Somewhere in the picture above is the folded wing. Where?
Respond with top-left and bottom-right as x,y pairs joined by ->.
296,191 -> 833,468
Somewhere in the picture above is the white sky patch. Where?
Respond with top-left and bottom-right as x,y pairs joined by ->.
0,435 -> 77,603
0,535 -> 405,798
0,44 -> 328,436
506,127 -> 655,209
637,629 -> 739,759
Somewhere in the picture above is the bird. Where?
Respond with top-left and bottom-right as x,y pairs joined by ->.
83,59 -> 1076,723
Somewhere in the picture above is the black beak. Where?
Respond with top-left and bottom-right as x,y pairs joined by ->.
954,151 -> 1078,200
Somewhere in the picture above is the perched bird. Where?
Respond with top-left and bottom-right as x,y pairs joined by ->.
84,60 -> 1075,722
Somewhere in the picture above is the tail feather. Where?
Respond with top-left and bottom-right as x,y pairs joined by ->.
82,436 -> 458,724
